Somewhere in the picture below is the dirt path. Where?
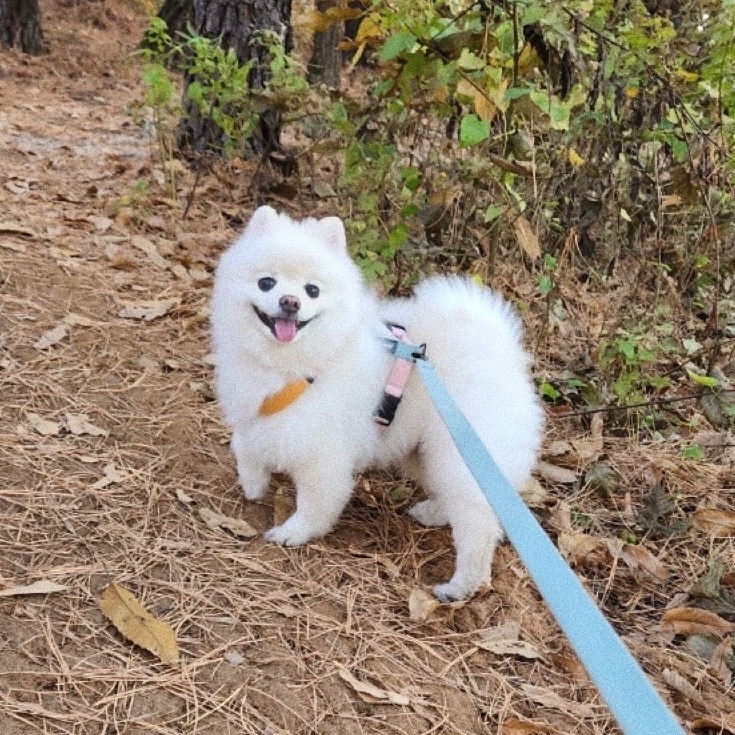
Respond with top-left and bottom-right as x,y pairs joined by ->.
1,3 -> 734,735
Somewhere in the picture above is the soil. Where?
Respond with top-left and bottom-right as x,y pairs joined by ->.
1,2 -> 734,734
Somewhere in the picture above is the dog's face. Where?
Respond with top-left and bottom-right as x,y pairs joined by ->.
248,269 -> 325,344
214,206 -> 364,355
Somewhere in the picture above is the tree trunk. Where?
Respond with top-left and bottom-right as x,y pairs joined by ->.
307,0 -> 341,88
0,0 -> 44,55
157,0 -> 193,41
178,0 -> 292,159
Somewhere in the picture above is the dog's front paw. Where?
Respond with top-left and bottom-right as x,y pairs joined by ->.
264,515 -> 319,547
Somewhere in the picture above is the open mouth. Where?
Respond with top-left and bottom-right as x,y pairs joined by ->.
253,305 -> 313,343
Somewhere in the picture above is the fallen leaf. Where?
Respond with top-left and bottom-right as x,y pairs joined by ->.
34,324 -> 69,350
501,718 -> 564,735
175,488 -> 195,505
693,508 -> 735,537
513,215 -> 542,260
118,300 -> 177,322
607,539 -> 668,581
91,463 -> 128,490
475,637 -> 544,660
199,507 -> 257,538
0,240 -> 27,253
691,716 -> 735,734
571,413 -> 604,463
224,650 -> 245,666
518,684 -> 597,719
27,412 -> 61,436
64,313 -> 103,327
408,587 -> 440,621
661,668 -> 704,704
520,477 -> 549,508
536,461 -> 577,485
131,236 -> 169,269
0,221 -> 38,238
584,461 -> 620,497
0,579 -> 67,597
338,668 -> 410,706
99,582 -> 179,664
557,533 -> 605,566
65,414 -> 108,437
662,607 -> 734,637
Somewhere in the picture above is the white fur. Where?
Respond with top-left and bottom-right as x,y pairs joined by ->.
211,206 -> 544,601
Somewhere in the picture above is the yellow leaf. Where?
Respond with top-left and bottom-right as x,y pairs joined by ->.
304,6 -> 363,35
625,87 -> 639,99
568,147 -> 586,167
675,68 -> 699,83
354,13 -> 382,44
456,77 -> 506,122
99,583 -> 180,664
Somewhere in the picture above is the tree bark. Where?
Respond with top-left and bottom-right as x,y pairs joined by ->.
0,0 -> 44,55
157,0 -> 193,41
307,0 -> 341,88
178,0 -> 292,159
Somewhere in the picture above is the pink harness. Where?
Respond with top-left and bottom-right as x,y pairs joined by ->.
374,323 -> 418,427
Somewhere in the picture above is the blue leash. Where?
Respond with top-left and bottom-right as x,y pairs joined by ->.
390,340 -> 684,735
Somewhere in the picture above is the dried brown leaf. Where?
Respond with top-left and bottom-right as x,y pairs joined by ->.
557,533 -> 604,566
338,668 -> 410,706
131,236 -> 169,269
99,582 -> 179,664
607,539 -> 668,581
34,324 -> 69,350
536,461 -> 577,485
27,412 -> 61,436
0,579 -> 67,597
199,507 -> 257,539
518,684 -> 597,718
501,718 -> 564,735
513,215 -> 542,260
65,414 -> 108,437
693,508 -> 735,537
408,587 -> 440,621
118,300 -> 177,322
662,607 -> 735,637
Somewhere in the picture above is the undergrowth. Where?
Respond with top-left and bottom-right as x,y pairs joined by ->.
136,1 -> 735,434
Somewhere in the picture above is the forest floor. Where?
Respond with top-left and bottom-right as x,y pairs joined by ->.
1,2 -> 734,734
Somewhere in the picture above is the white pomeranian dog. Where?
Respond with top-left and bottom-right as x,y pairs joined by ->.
211,206 -> 543,601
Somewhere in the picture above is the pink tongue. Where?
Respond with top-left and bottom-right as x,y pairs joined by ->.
274,318 -> 297,343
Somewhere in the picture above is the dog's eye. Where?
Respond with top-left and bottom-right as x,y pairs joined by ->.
304,284 -> 320,299
258,277 -> 276,292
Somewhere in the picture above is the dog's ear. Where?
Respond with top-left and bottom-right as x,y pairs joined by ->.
246,205 -> 279,237
318,216 -> 347,251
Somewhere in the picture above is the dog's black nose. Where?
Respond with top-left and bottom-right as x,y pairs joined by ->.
279,294 -> 300,314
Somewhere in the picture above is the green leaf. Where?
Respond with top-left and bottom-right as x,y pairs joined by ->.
687,370 -> 719,388
381,31 -> 417,62
682,444 -> 704,460
459,114 -> 489,148
484,204 -> 503,222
